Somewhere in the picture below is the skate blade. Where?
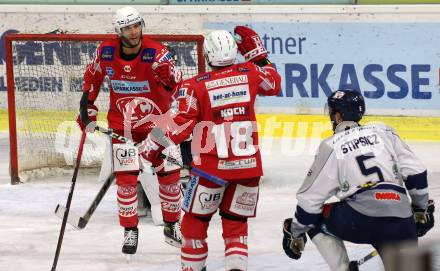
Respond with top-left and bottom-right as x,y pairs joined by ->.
165,237 -> 181,248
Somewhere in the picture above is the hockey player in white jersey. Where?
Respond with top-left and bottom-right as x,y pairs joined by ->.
282,89 -> 434,271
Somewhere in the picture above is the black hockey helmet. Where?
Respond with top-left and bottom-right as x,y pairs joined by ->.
326,89 -> 365,122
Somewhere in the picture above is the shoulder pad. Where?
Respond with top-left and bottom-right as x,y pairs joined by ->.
365,122 -> 398,136
142,36 -> 163,48
298,138 -> 334,194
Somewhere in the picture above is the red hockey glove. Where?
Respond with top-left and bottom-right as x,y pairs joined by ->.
76,104 -> 98,133
152,60 -> 182,91
234,26 -> 268,62
138,133 -> 165,164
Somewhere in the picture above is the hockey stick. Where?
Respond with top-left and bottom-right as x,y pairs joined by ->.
51,131 -> 87,271
95,125 -> 229,187
54,174 -> 115,230
149,128 -> 229,187
348,250 -> 378,271
158,153 -> 228,187
53,126 -> 144,230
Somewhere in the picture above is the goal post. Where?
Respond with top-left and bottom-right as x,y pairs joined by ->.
6,33 -> 205,185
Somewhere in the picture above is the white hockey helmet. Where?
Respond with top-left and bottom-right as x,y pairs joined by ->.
114,6 -> 145,35
203,30 -> 237,67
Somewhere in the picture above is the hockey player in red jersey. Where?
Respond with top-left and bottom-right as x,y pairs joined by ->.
76,6 -> 183,256
139,27 -> 281,271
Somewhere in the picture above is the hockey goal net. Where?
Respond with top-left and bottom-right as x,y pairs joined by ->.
6,33 -> 205,184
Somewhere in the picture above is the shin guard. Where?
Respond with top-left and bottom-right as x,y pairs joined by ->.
158,171 -> 181,223
116,174 -> 138,228
222,216 -> 248,271
181,214 -> 210,271
311,233 -> 349,271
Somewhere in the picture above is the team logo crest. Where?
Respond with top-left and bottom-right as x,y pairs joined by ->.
340,180 -> 350,192
116,97 -> 162,129
124,65 -> 131,73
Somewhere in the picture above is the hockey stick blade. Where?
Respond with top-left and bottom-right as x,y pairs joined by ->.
54,204 -> 87,230
54,174 -> 114,230
348,250 -> 378,271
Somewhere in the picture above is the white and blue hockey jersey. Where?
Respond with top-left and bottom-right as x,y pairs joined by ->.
291,121 -> 429,237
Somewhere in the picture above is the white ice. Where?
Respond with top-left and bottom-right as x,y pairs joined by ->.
1,132 -> 439,271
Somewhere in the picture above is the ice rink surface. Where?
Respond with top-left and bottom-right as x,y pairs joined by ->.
1,132 -> 439,271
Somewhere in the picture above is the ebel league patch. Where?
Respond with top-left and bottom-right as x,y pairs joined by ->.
101,46 -> 115,61
141,48 -> 156,63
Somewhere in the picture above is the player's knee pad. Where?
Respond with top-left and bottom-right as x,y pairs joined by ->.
157,171 -> 181,222
181,213 -> 211,239
117,183 -> 138,228
311,233 -> 349,271
115,172 -> 138,186
182,175 -> 225,217
220,178 -> 260,218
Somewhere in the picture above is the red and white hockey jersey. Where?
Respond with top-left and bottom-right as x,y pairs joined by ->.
166,62 -> 281,180
83,36 -> 175,133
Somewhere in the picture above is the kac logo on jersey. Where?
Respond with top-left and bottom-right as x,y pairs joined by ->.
141,48 -> 156,63
123,65 -> 131,73
101,46 -> 115,61
116,96 -> 162,129
106,67 -> 115,78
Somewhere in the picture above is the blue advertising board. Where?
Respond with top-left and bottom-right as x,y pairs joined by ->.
206,22 -> 440,114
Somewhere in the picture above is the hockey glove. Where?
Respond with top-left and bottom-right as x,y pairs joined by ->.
413,199 -> 435,237
152,60 -> 182,91
282,218 -> 307,260
76,104 -> 98,133
138,133 -> 166,164
234,26 -> 268,63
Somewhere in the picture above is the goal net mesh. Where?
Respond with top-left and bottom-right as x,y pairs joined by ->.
7,34 -> 204,182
